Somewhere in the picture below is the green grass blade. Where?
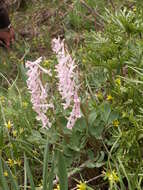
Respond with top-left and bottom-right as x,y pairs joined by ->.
115,162 -> 126,190
24,153 -> 27,190
48,154 -> 55,190
118,158 -> 132,190
24,154 -> 35,190
3,161 -> 19,190
58,151 -> 68,190
0,157 -> 9,190
42,141 -> 49,190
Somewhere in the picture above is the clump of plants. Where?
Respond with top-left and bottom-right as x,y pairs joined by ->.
1,0 -> 143,190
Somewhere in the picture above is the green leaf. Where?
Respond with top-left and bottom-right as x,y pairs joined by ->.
48,154 -> 55,190
4,161 -> 19,190
28,130 -> 42,143
0,125 -> 4,149
89,120 -> 104,139
101,102 -> 111,123
118,158 -> 132,190
107,111 -> 119,125
88,111 -> 97,126
24,154 -> 35,190
86,151 -> 105,168
87,186 -> 94,190
0,158 -> 9,190
43,141 -> 49,190
74,117 -> 87,132
58,151 -> 68,190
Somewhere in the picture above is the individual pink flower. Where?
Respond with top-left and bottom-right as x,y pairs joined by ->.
52,37 -> 81,129
25,57 -> 53,128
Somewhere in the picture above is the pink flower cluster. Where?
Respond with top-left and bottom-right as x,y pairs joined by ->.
25,57 -> 53,128
52,38 -> 81,129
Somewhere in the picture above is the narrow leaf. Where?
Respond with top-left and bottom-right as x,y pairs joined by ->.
24,154 -> 35,190
48,154 -> 55,190
58,151 -> 68,190
4,161 -> 19,190
0,158 -> 9,190
43,141 -> 49,190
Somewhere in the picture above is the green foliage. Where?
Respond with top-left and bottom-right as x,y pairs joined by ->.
58,151 -> 68,190
1,0 -> 143,189
78,2 -> 143,189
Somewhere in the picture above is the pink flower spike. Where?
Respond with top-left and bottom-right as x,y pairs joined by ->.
25,57 -> 52,128
52,37 -> 81,129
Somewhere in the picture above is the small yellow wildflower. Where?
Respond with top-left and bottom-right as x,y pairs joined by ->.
82,59 -> 86,63
7,159 -> 14,167
54,184 -> 60,190
14,160 -> 17,165
12,130 -> 17,137
113,120 -> 119,127
107,95 -> 113,101
77,181 -> 87,190
9,143 -> 13,148
14,159 -> 22,167
106,170 -> 119,184
97,91 -> 103,100
14,159 -> 21,166
33,150 -> 38,155
43,60 -> 50,67
5,120 -> 13,130
20,128 -> 24,134
0,96 -> 5,103
18,60 -> 23,64
22,102 -> 28,108
38,179 -> 43,187
115,78 -> 121,86
133,6 -> 136,12
4,171 -> 8,177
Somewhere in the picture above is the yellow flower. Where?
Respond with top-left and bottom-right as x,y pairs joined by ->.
33,150 -> 38,155
82,59 -> 86,63
38,179 -> 43,187
22,102 -> 28,108
97,92 -> 103,100
115,78 -> 121,86
122,111 -> 127,118
133,6 -> 136,12
7,159 -> 14,167
9,143 -> 13,148
14,160 -> 17,165
12,130 -> 17,137
14,159 -> 22,167
5,120 -> 13,130
113,120 -> 119,127
18,60 -> 23,64
20,128 -> 24,134
0,96 -> 5,103
4,171 -> 8,177
107,95 -> 113,101
106,170 -> 119,184
54,184 -> 60,190
43,60 -> 50,67
77,181 -> 87,190
17,159 -> 22,167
